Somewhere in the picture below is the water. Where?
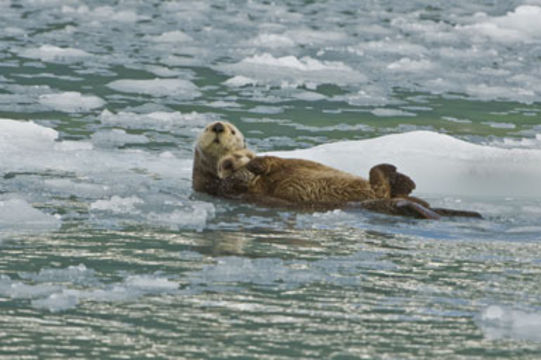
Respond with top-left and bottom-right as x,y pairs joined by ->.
1,0 -> 541,358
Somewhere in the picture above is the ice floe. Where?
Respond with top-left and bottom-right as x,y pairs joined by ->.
17,45 -> 90,63
478,305 -> 541,341
61,5 -> 143,23
38,92 -> 105,112
0,265 -> 178,312
267,130 -> 541,197
149,30 -> 193,43
217,53 -> 366,88
0,119 -> 212,232
106,78 -> 200,99
460,6 -> 541,43
98,109 -> 214,132
0,197 -> 61,240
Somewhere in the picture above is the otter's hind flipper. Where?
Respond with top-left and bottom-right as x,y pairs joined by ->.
357,199 -> 441,220
369,163 -> 416,198
432,208 -> 483,219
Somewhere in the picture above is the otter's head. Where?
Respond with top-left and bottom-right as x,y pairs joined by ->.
195,121 -> 246,161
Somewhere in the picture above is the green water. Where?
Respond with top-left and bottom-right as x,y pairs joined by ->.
1,1 -> 541,359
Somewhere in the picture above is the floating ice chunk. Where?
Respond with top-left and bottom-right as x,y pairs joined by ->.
0,275 -> 61,299
4,27 -> 25,36
90,196 -> 144,214
284,28 -> 347,45
267,131 -> 541,197
223,75 -> 257,87
296,209 -> 360,230
144,65 -> 190,78
99,109 -> 213,131
147,202 -> 215,232
189,257 -> 292,286
94,6 -> 138,22
31,292 -> 79,312
29,274 -> 178,311
91,129 -> 148,148
352,40 -> 428,56
248,33 -> 295,48
482,122 -> 516,129
466,84 -> 535,104
53,140 -> 93,152
206,101 -> 242,108
150,30 -> 192,43
442,116 -> 472,124
371,108 -> 416,117
0,119 -> 57,154
106,78 -> 200,99
248,105 -> 283,114
61,5 -> 143,22
18,45 -> 90,62
9,263 -> 179,311
217,53 -> 366,87
241,53 -> 343,72
478,305 -> 541,341
38,92 -> 105,112
19,264 -> 96,284
461,6 -> 541,43
123,275 -> 178,292
187,254 -> 370,291
387,57 -> 434,72
0,197 -> 61,239
338,87 -> 392,107
292,90 -> 326,101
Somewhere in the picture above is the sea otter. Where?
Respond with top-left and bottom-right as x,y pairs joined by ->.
193,121 -> 481,219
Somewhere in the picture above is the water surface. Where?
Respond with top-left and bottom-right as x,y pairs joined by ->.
1,0 -> 541,358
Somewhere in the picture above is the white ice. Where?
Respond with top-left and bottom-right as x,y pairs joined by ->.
478,305 -> 541,341
267,130 -> 541,198
106,79 -> 200,99
460,6 -> 541,43
61,5 -> 143,23
216,53 -> 366,88
99,109 -> 213,132
1,263 -> 179,312
38,92 -> 105,112
149,30 -> 193,43
0,197 -> 61,240
0,118 -> 212,232
17,45 -> 90,63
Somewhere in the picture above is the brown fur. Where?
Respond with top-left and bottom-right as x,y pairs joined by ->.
192,121 -> 246,195
244,156 -> 376,205
193,122 -> 482,219
217,149 -> 256,179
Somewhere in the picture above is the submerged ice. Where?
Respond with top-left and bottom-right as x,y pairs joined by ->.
0,264 -> 178,312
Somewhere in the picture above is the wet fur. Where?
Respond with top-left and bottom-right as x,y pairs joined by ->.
193,122 -> 482,219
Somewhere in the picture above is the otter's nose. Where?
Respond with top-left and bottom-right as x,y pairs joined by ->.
211,122 -> 225,133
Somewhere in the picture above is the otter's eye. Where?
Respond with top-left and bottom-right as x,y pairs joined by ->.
231,130 -> 236,135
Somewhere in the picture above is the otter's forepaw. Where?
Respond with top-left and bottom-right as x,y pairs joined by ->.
246,157 -> 270,175
217,149 -> 255,179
